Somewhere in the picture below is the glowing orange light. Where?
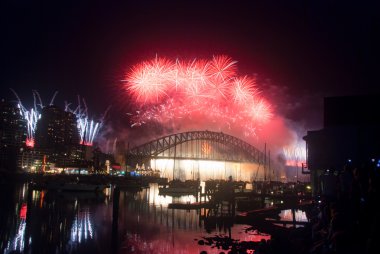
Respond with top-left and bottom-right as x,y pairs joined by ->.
202,142 -> 212,155
41,155 -> 47,173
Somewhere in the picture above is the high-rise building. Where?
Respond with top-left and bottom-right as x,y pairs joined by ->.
0,99 -> 27,170
34,105 -> 84,167
35,105 -> 79,150
114,140 -> 126,170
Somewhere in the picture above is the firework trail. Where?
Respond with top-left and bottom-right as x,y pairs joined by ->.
282,142 -> 307,167
11,90 -> 58,148
123,55 -> 272,137
65,96 -> 109,146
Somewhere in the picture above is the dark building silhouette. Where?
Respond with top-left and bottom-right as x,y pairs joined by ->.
114,140 -> 126,170
34,105 -> 84,167
0,99 -> 27,170
35,105 -> 79,150
304,95 -> 380,195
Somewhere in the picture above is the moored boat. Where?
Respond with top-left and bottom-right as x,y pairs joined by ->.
29,182 -> 107,192
159,179 -> 200,196
45,182 -> 106,192
159,186 -> 198,195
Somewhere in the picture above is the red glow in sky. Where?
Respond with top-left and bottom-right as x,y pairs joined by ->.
124,55 -> 272,137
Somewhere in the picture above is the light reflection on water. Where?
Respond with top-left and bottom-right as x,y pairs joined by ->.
4,219 -> 26,253
278,209 -> 308,223
1,182 -> 270,254
267,209 -> 309,228
70,207 -> 94,244
1,183 -> 29,254
142,183 -> 201,206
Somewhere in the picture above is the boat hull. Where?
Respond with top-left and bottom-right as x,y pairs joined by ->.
46,182 -> 106,192
159,187 -> 198,196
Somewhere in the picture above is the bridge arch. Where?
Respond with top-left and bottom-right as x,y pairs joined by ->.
126,131 -> 271,181
126,130 -> 265,164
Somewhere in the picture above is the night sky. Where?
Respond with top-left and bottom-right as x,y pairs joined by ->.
1,0 -> 379,132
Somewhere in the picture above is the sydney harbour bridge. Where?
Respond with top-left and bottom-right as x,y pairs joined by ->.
126,130 -> 271,182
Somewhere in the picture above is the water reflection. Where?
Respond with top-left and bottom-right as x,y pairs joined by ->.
1,183 -> 109,253
278,209 -> 308,223
1,182 -> 271,254
70,207 -> 94,243
266,209 -> 309,228
118,184 -> 270,253
1,184 -> 29,254
4,216 -> 26,253
143,184 -> 198,207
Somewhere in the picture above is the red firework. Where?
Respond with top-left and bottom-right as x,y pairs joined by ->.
208,55 -> 237,80
230,76 -> 258,105
125,57 -> 173,103
123,55 -> 272,136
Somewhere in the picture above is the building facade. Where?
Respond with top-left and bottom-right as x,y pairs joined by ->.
33,105 -> 85,168
304,95 -> 380,195
0,99 -> 27,170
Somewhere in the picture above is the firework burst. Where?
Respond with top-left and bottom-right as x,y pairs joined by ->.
65,96 -> 108,146
231,76 -> 257,105
124,56 -> 173,103
123,55 -> 272,137
11,90 -> 58,148
282,142 -> 306,167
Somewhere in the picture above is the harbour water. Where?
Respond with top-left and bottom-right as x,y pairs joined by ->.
0,182 -> 276,254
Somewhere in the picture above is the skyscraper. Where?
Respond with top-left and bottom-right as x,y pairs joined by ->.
35,105 -> 79,151
34,105 -> 83,167
0,99 -> 27,170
